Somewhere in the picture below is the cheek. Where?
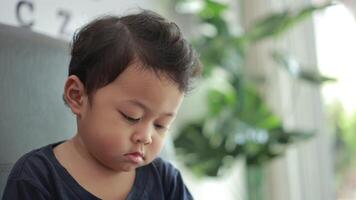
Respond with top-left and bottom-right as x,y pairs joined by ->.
81,111 -> 131,154
150,135 -> 166,154
96,125 -> 131,153
88,107 -> 123,134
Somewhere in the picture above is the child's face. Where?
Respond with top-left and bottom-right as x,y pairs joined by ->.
71,63 -> 184,172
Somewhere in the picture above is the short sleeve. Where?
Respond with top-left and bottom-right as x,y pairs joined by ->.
165,170 -> 193,200
2,179 -> 50,200
152,158 -> 193,200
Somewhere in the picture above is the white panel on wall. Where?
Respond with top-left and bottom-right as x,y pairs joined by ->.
0,0 -> 159,40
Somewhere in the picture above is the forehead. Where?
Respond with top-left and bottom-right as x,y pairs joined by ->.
115,63 -> 178,92
94,63 -> 184,114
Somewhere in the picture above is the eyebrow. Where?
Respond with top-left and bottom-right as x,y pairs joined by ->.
127,100 -> 175,117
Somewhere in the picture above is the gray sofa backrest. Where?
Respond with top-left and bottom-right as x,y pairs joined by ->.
0,23 -> 75,195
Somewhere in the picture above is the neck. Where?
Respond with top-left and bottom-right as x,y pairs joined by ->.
54,135 -> 136,199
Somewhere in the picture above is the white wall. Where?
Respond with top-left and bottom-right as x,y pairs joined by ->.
0,0 -> 161,40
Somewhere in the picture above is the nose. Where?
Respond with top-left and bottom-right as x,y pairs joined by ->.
131,123 -> 153,145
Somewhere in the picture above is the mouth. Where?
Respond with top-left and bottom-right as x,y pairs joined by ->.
124,152 -> 144,164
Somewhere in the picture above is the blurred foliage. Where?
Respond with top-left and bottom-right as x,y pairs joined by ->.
242,2 -> 332,44
272,51 -> 337,84
329,103 -> 356,175
173,0 -> 334,177
327,102 -> 356,196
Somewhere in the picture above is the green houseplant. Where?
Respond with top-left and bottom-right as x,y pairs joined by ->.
173,0 -> 333,175
172,0 -> 335,199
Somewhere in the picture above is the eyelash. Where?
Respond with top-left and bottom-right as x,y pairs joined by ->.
154,124 -> 166,130
121,112 -> 141,123
120,112 -> 167,130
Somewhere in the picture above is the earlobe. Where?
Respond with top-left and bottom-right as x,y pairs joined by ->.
64,75 -> 85,117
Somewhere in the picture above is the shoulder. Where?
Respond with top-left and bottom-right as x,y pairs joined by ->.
8,144 -> 53,181
3,143 -> 58,199
150,157 -> 185,186
146,157 -> 193,200
6,141 -> 64,189
150,157 -> 179,176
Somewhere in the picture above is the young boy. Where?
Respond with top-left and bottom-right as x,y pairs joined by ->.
2,10 -> 201,200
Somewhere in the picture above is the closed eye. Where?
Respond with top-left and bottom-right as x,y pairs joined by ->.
154,124 -> 167,131
120,112 -> 141,123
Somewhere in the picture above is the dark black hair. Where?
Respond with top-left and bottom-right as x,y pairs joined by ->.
66,9 -> 201,104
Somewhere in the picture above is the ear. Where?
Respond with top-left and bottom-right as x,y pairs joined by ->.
63,75 -> 87,117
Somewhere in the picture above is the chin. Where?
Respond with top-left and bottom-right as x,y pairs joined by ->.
114,162 -> 146,172
101,158 -> 149,172
117,165 -> 141,172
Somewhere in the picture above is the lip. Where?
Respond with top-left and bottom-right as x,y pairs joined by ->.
124,152 -> 144,164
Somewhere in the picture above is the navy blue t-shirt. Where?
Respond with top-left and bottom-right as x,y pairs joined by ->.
2,141 -> 193,200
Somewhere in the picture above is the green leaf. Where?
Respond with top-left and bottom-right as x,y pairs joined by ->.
272,51 -> 337,84
207,88 -> 237,116
245,11 -> 290,42
173,0 -> 321,177
199,0 -> 228,19
244,2 -> 334,44
299,71 -> 337,84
